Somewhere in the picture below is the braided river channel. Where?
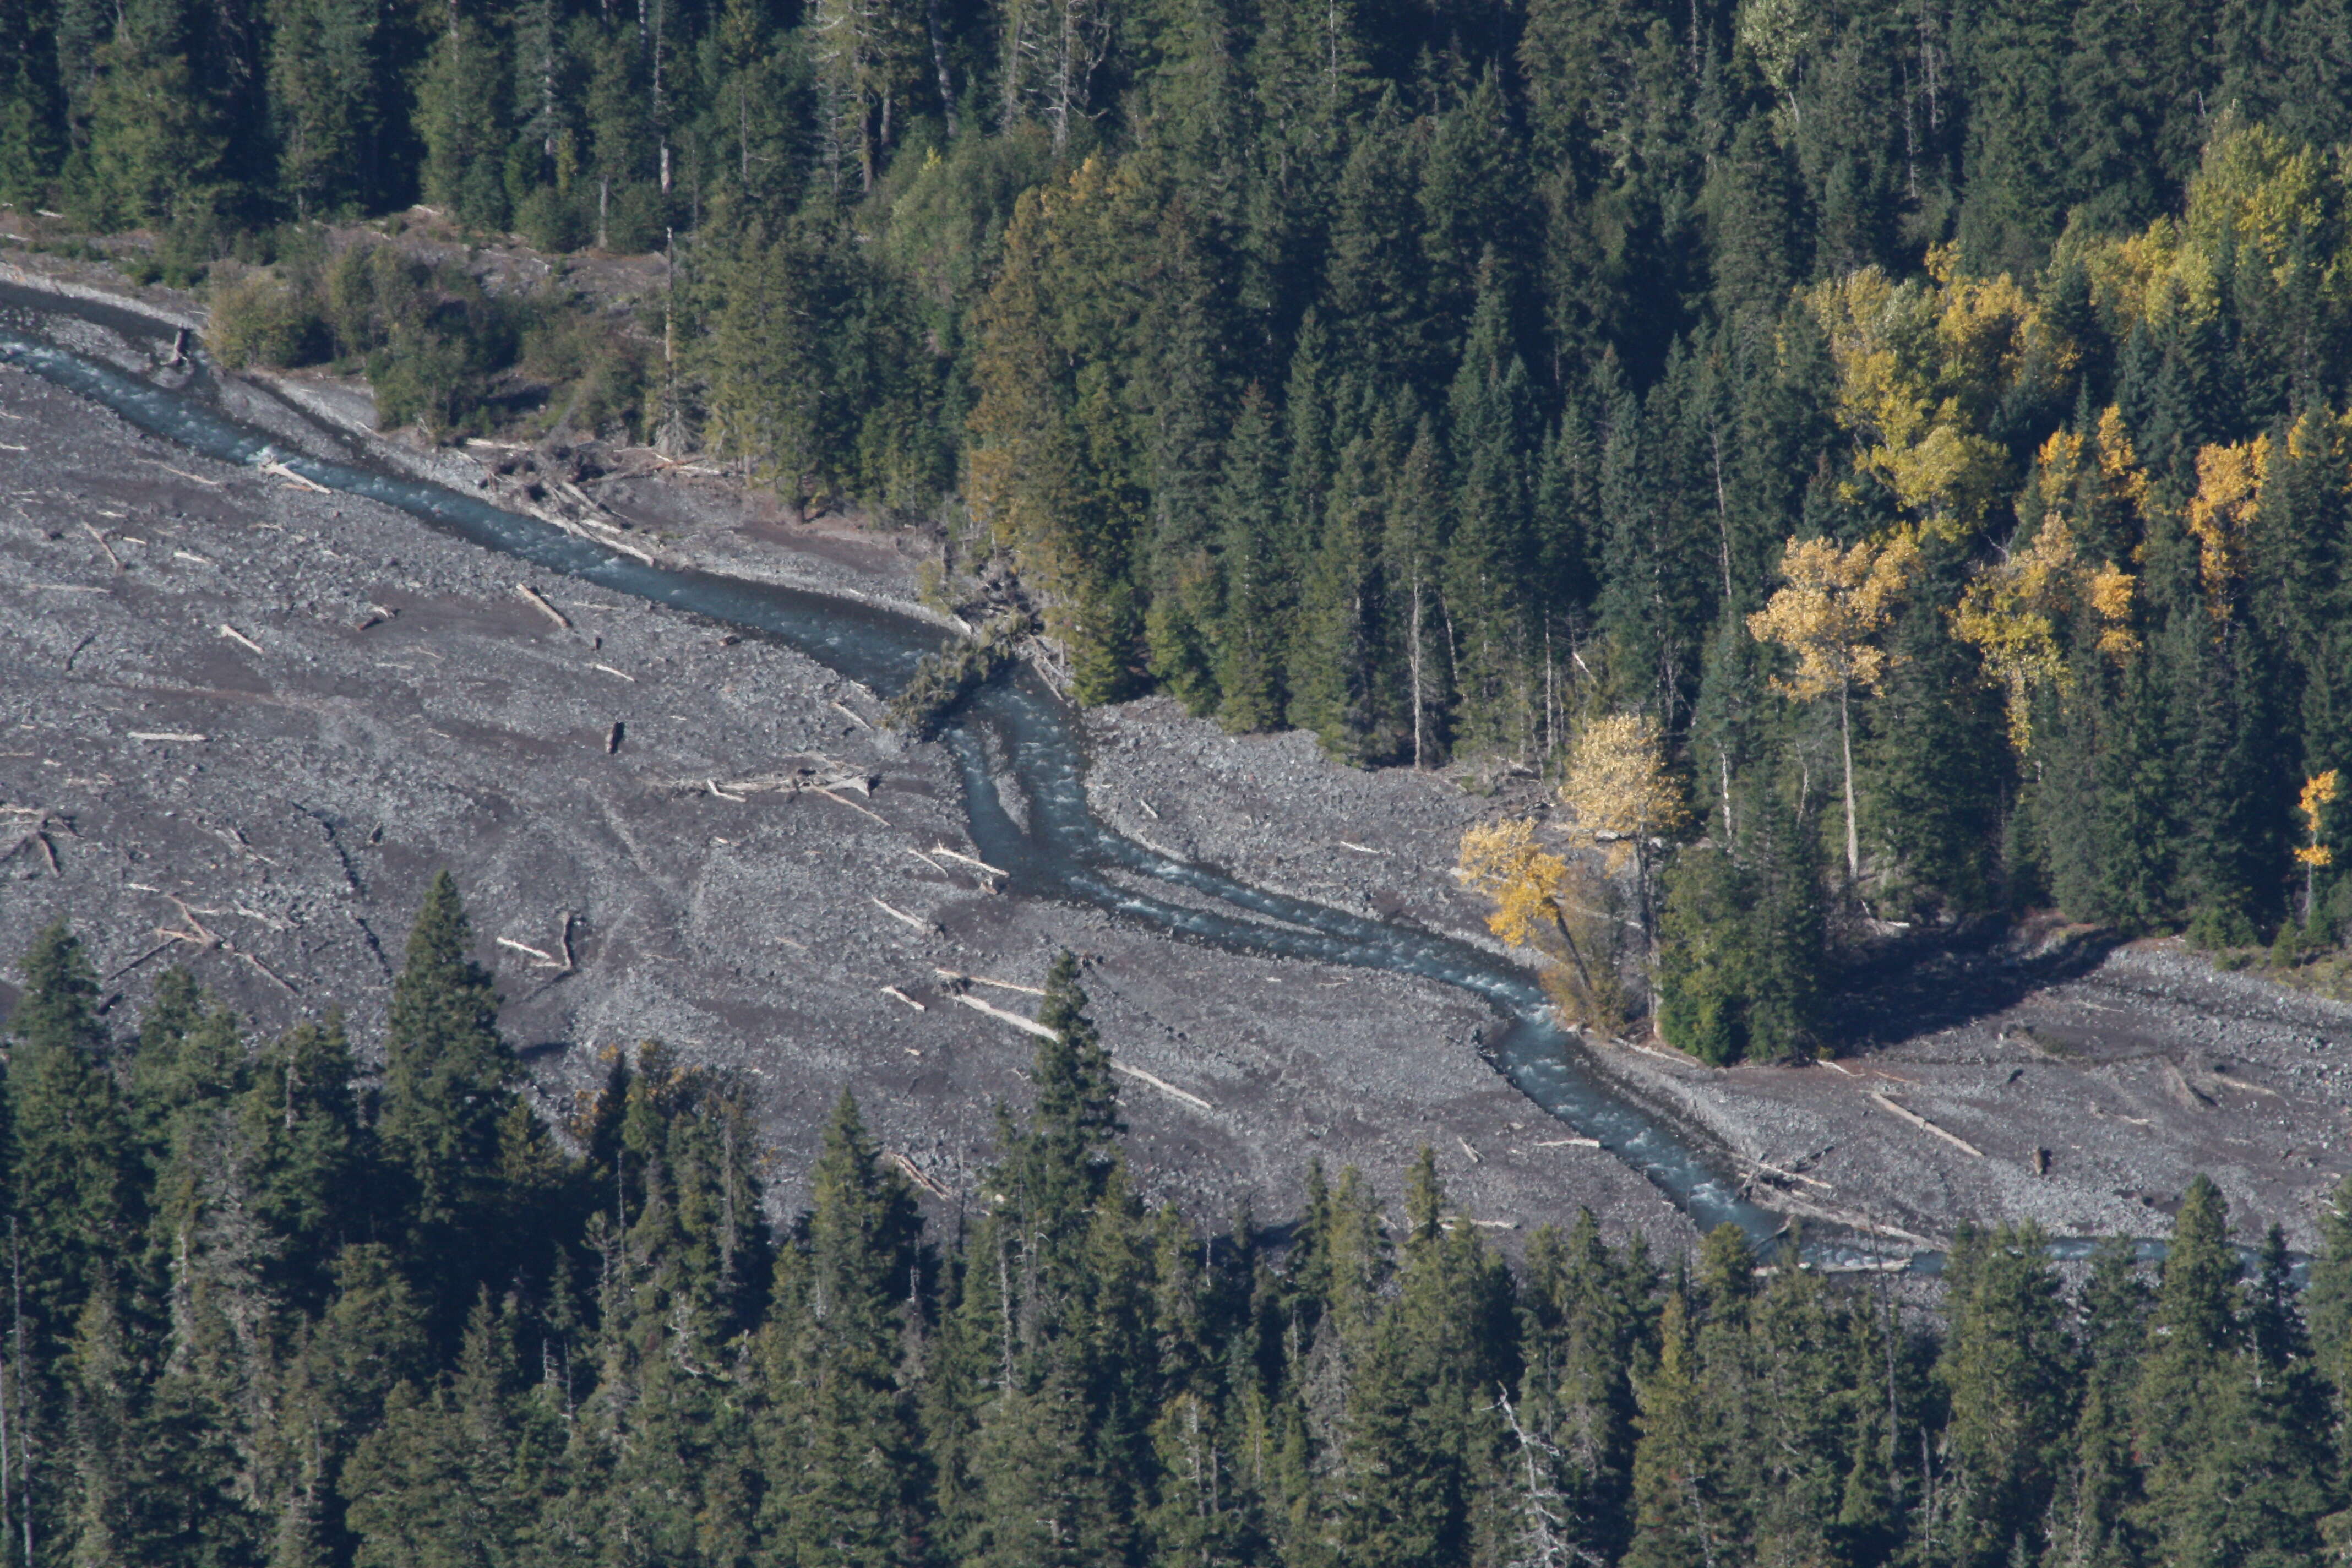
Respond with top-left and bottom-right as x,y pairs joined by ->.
6,279 -> 1965,1270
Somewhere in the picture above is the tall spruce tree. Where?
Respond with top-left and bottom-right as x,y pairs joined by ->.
7,924 -> 138,1338
379,873 -> 520,1325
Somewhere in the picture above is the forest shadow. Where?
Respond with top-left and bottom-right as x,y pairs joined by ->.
1821,922 -> 2128,1054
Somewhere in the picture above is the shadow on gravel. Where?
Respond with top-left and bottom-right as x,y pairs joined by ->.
1824,921 -> 2127,1052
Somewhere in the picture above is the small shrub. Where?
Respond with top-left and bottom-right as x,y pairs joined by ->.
515,187 -> 586,253
2186,901 -> 2258,953
370,329 -> 478,438
884,613 -> 1030,740
206,269 -> 326,368
152,214 -> 225,287
521,304 -> 648,440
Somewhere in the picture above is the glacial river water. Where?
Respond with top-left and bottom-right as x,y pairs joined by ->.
0,282 -> 1989,1271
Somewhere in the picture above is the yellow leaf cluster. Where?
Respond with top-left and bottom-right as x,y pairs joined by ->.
2296,770 -> 2340,869
1457,818 -> 1571,948
2185,127 -> 2343,295
2095,405 -> 2149,509
1746,532 -> 1919,703
1953,420 -> 2143,750
2185,434 -> 2271,617
1806,251 -> 2061,537
2065,125 -> 2351,340
1558,713 -> 1688,872
2073,218 -> 2222,333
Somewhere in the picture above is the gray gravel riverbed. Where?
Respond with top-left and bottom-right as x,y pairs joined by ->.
0,316 -> 1696,1252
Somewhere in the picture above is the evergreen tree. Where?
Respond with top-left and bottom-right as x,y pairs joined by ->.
7,925 -> 138,1337
416,0 -> 512,231
2132,1174 -> 2331,1565
1213,383 -> 1291,732
241,1014 -> 371,1310
1937,1222 -> 2078,1566
266,0 -> 383,217
1442,262 -> 1536,758
379,873 -> 521,1327
1332,1150 -> 1510,1568
760,1090 -> 925,1566
78,0 -> 231,227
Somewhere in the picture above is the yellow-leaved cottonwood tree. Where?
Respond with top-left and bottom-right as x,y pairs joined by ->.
1805,246 -> 2060,539
1559,712 -> 1687,943
1456,714 -> 1683,1028
2296,770 -> 2338,923
2185,433 -> 2271,619
1953,419 -> 2142,751
1747,532 -> 1917,883
1457,818 -> 1620,1026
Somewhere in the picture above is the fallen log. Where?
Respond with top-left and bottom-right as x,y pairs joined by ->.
239,950 -> 297,995
1,816 -> 60,874
888,1151 -> 954,1200
1113,1060 -> 1213,1113
955,992 -> 1054,1039
933,967 -> 1046,996
1742,1155 -> 1834,1191
162,894 -> 222,949
881,985 -> 926,1012
81,521 -> 119,571
259,459 -> 330,493
870,897 -> 934,934
133,458 -> 222,488
1771,1187 -> 1943,1249
815,787 -> 888,825
219,623 -> 264,655
516,583 -> 571,629
930,845 -> 1009,878
1865,1091 -> 1985,1158
101,940 -> 178,984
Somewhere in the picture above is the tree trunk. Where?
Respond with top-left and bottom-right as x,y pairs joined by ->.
1547,909 -> 1603,1019
1839,683 -> 1859,883
1409,573 -> 1424,770
927,0 -> 958,136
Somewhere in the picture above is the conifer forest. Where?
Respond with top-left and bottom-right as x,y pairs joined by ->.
0,891 -> 2349,1568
